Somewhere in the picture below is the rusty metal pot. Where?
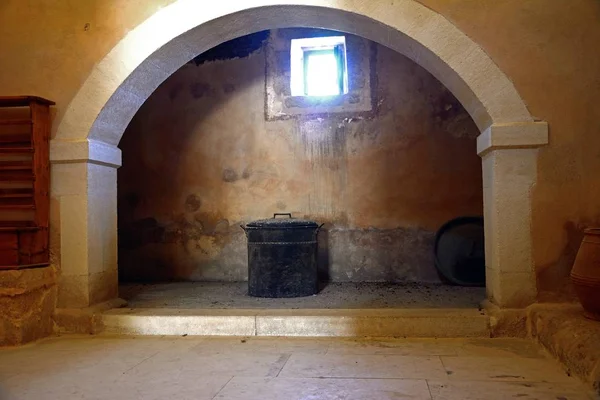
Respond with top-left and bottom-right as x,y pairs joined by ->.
571,228 -> 600,320
241,213 -> 323,298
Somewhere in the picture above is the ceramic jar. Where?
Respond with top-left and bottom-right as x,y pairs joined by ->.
571,228 -> 600,320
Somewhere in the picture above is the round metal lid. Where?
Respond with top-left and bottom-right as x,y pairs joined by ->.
245,213 -> 319,228
434,216 -> 485,287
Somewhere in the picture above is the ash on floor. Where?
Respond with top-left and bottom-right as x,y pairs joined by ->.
119,282 -> 486,309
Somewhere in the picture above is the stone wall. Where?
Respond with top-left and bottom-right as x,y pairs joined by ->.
117,30 -> 482,283
0,267 -> 57,346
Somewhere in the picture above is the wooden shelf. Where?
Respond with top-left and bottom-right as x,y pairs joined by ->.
0,200 -> 34,208
0,188 -> 34,198
0,138 -> 32,146
0,221 -> 36,228
0,187 -> 34,206
0,119 -> 32,126
0,173 -> 35,181
0,95 -> 52,269
0,146 -> 34,154
0,96 -> 55,107
0,204 -> 35,210
0,160 -> 33,169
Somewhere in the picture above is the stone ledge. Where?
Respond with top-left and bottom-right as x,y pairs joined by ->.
98,308 -> 491,338
53,297 -> 127,335
527,303 -> 600,394
477,121 -> 549,156
50,139 -> 122,168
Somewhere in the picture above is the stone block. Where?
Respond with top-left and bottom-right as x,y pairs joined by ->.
53,297 -> 126,334
101,308 -> 257,336
97,308 -> 489,338
481,299 -> 528,338
89,269 -> 119,305
0,266 -> 57,346
255,309 -> 490,338
528,304 -> 600,394
56,274 -> 89,309
50,162 -> 88,197
487,268 -> 536,308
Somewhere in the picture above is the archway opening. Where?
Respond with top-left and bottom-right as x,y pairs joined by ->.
116,28 -> 486,310
50,1 -> 547,317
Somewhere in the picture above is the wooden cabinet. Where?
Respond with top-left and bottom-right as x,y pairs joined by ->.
0,96 -> 54,269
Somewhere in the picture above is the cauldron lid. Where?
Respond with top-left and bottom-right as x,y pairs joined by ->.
434,216 -> 485,287
245,213 -> 319,228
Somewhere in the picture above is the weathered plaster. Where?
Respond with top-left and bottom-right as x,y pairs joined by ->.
117,38 -> 482,283
417,0 -> 600,301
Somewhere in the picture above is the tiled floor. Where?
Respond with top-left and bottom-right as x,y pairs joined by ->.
0,335 -> 595,399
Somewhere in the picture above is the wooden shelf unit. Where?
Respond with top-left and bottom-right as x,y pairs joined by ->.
0,96 -> 54,270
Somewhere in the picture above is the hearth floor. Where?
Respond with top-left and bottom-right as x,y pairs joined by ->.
119,282 -> 486,309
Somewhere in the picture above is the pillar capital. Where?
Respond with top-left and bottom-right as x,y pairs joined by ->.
477,122 -> 548,157
50,139 -> 121,168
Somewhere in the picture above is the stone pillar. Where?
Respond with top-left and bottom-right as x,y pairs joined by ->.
50,140 -> 121,308
477,122 -> 548,308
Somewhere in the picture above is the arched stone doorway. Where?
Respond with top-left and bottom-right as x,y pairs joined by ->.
50,0 -> 548,310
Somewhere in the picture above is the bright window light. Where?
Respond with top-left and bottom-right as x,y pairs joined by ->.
290,36 -> 348,97
305,50 -> 340,96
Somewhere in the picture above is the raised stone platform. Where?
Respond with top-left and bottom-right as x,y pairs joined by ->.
119,282 -> 486,309
94,282 -> 490,337
99,307 -> 491,338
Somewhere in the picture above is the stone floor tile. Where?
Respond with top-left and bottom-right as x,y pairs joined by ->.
1,371 -> 230,400
326,338 -> 461,356
440,356 -> 576,383
129,347 -> 291,378
1,354 -> 145,400
279,353 -> 447,379
0,336 -> 595,400
455,338 -> 547,358
215,377 -> 432,400
1,373 -> 116,400
191,336 -> 330,355
105,374 -> 232,400
428,380 -> 592,400
0,336 -> 178,380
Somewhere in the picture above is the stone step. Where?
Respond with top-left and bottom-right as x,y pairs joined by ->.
98,308 -> 491,338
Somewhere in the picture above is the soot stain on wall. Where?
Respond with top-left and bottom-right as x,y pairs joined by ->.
190,31 -> 269,65
118,28 -> 483,283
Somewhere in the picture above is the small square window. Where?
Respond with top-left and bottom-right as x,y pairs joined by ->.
290,36 -> 348,97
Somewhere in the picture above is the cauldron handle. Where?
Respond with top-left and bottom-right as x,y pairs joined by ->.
273,213 -> 292,219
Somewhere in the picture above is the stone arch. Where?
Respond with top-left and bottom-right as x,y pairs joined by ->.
50,0 -> 548,309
